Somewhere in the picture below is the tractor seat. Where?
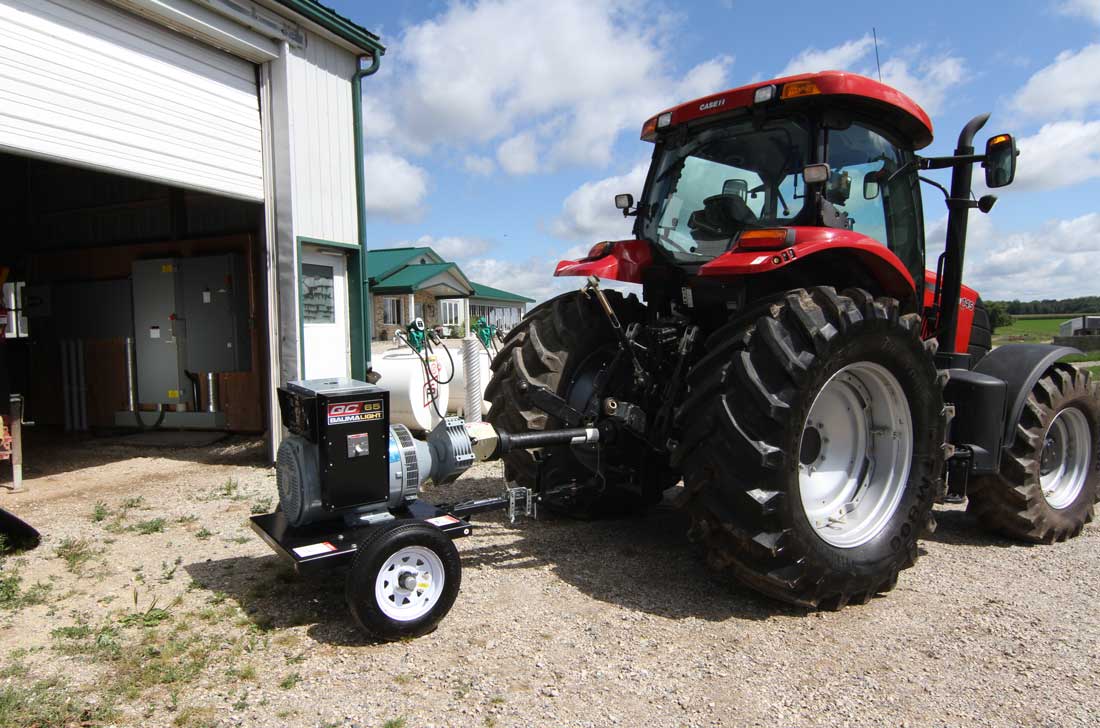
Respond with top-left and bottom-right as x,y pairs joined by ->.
688,193 -> 759,238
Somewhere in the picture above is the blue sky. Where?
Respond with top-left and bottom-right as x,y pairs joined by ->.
328,0 -> 1100,302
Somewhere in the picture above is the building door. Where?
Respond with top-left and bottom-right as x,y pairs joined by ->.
301,248 -> 350,380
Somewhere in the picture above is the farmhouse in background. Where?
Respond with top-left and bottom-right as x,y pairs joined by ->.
366,246 -> 534,342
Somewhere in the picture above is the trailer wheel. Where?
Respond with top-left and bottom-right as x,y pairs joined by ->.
968,364 -> 1099,542
486,290 -> 669,516
345,521 -> 461,641
672,287 -> 946,608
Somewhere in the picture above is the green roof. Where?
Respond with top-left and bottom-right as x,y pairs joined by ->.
365,247 -> 440,283
373,263 -> 470,294
274,1 -> 385,56
470,282 -> 535,303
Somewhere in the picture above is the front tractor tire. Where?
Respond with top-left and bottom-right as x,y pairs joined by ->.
485,289 -> 663,516
673,287 -> 946,609
967,364 -> 1100,543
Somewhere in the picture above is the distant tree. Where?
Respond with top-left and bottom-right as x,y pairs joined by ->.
995,296 -> 1100,316
985,301 -> 1014,330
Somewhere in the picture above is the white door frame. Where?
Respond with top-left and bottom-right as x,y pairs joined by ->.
299,244 -> 351,380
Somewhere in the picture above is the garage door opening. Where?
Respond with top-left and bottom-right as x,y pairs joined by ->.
0,151 -> 270,485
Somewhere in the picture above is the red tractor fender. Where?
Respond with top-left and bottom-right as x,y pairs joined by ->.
554,239 -> 652,283
698,228 -> 917,303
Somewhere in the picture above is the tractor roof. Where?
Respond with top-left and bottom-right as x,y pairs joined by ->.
643,70 -> 934,150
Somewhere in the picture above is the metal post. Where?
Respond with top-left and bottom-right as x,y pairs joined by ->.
125,336 -> 137,411
9,394 -> 23,492
206,372 -> 218,413
462,338 -> 482,423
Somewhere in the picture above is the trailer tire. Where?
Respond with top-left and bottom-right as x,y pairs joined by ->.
485,290 -> 667,517
345,522 -> 461,642
967,364 -> 1099,542
672,287 -> 946,608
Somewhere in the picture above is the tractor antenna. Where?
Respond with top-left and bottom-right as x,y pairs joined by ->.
872,28 -> 883,82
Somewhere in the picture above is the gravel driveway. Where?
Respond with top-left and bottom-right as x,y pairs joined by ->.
1,434 -> 1098,728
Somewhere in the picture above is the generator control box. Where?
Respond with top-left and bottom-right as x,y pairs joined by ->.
279,378 -> 390,512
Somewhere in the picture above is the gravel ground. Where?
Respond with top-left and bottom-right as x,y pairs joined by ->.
1,431 -> 1098,728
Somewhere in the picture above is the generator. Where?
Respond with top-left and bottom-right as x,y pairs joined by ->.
254,377 -> 601,641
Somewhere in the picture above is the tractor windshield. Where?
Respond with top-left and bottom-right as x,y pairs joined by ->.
641,117 -> 811,261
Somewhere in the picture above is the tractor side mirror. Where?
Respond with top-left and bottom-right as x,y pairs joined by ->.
863,171 -> 881,200
803,163 -> 829,185
983,134 -> 1017,188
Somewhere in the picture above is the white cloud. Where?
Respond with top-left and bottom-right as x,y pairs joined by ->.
1012,44 -> 1100,119
375,0 -> 732,171
776,37 -> 964,114
552,162 -> 649,241
926,213 -> 1100,300
463,155 -> 495,176
878,54 -> 965,115
362,153 -> 429,223
497,133 -> 539,175
1058,0 -> 1100,24
778,35 -> 875,77
405,235 -> 492,260
1012,120 -> 1100,191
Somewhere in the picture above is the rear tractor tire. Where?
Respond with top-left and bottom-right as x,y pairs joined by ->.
485,290 -> 669,517
673,287 -> 946,608
967,363 -> 1100,542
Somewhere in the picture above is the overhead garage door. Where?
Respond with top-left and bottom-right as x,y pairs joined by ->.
0,0 -> 263,201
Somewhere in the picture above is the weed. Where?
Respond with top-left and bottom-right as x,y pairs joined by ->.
176,515 -> 198,525
382,718 -> 407,728
490,695 -> 506,705
230,535 -> 250,544
172,705 -> 217,728
227,664 -> 257,681
121,496 -> 147,510
55,537 -> 95,573
195,527 -> 213,540
278,672 -> 302,690
394,673 -> 413,685
275,708 -> 295,719
51,624 -> 92,640
131,518 -> 166,535
159,558 -> 182,583
285,651 -> 306,665
0,573 -> 52,610
232,691 -> 249,711
207,591 -> 228,605
92,502 -> 110,522
250,496 -> 273,515
0,677 -> 117,727
119,603 -> 172,628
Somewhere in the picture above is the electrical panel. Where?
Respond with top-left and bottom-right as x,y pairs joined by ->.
131,254 -> 250,408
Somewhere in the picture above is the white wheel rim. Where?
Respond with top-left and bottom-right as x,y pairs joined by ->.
374,546 -> 445,622
1039,407 -> 1091,510
798,362 -> 914,549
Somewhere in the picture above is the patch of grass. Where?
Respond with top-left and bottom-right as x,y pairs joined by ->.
172,705 -> 217,728
119,603 -> 172,628
250,496 -> 273,515
91,502 -> 110,522
278,672 -> 302,690
1059,350 -> 1100,363
121,496 -> 147,510
992,317 -> 1063,343
0,676 -> 117,727
176,515 -> 198,525
130,518 -> 166,535
1086,365 -> 1100,380
55,537 -> 95,574
382,718 -> 407,728
195,527 -> 213,540
0,571 -> 51,611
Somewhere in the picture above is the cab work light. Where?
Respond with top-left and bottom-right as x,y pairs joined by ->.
781,80 -> 821,99
753,85 -> 776,104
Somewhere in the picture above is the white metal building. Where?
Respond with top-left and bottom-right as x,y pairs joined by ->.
0,0 -> 384,456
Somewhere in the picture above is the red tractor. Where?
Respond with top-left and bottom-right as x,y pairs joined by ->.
486,71 -> 1100,609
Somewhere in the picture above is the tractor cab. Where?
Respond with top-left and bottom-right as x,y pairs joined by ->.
632,71 -> 932,287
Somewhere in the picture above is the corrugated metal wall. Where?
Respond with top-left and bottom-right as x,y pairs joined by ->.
285,34 -> 358,244
0,0 -> 264,201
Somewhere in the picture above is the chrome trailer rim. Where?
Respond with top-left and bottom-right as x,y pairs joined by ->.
374,546 -> 445,622
1039,407 -> 1092,510
798,362 -> 914,549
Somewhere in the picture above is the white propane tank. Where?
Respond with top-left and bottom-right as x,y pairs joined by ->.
447,340 -> 493,416
372,349 -> 450,432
